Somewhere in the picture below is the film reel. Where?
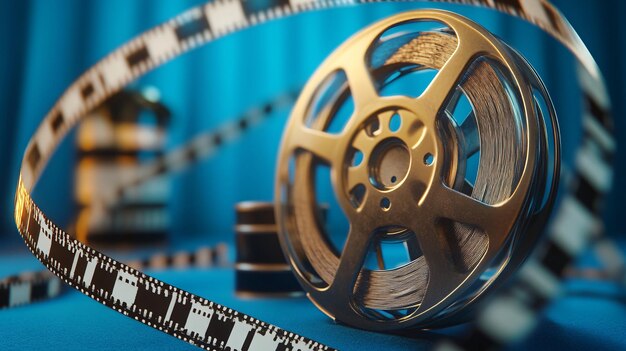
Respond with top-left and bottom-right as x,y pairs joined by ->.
11,0 -> 616,350
276,9 -> 560,330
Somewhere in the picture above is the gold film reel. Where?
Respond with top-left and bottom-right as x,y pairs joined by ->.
276,10 -> 560,330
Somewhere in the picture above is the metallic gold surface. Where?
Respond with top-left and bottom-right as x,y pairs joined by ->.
276,10 -> 559,330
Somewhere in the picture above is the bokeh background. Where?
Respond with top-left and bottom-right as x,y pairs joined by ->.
1,1 -> 625,350
2,0 -> 625,244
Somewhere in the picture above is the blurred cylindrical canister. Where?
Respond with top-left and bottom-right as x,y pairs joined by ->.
235,202 -> 303,298
74,87 -> 171,246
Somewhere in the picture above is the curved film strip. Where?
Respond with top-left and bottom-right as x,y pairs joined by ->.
0,271 -> 61,309
94,91 -> 297,216
12,1 -> 616,350
0,244 -> 229,310
4,93 -> 293,311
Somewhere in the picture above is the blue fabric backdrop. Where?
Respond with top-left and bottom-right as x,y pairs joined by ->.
1,0 -> 624,242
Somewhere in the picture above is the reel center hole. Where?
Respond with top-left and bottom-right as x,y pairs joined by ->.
369,138 -> 410,189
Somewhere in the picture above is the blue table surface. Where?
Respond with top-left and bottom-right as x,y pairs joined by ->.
1,243 -> 625,350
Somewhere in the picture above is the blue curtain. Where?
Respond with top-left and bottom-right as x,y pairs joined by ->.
1,0 -> 624,244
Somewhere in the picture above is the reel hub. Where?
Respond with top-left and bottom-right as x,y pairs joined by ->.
343,104 -> 437,212
276,10 -> 560,330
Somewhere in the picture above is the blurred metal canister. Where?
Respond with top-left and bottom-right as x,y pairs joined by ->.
235,202 -> 304,298
74,87 -> 171,246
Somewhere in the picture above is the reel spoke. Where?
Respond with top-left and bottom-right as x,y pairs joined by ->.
408,217 -> 463,306
341,60 -> 379,111
331,221 -> 373,297
420,42 -> 475,114
431,181 -> 503,239
415,217 -> 457,276
292,127 -> 341,164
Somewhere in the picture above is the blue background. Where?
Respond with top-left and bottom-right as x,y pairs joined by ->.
1,0 -> 626,240
1,1 -> 626,350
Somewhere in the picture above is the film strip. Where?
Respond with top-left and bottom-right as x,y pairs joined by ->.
12,1 -> 616,350
0,271 -> 61,309
3,92 -> 292,311
99,91 -> 297,212
0,244 -> 229,310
